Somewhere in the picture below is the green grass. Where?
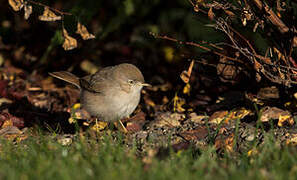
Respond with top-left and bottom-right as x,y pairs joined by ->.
0,132 -> 297,180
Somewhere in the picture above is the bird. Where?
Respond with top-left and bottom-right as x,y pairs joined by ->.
49,63 -> 150,132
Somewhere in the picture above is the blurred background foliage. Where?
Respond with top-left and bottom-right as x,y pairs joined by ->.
0,0 -> 296,87
0,0 -> 221,80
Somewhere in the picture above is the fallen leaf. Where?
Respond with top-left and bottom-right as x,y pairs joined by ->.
180,60 -> 194,83
91,121 -> 108,132
183,83 -> 191,95
215,133 -> 234,153
173,94 -> 186,113
257,86 -> 279,99
228,108 -> 252,121
76,22 -> 95,40
125,112 -> 146,132
126,122 -> 142,132
38,6 -> 62,21
0,126 -> 26,142
57,135 -> 73,146
69,103 -> 91,124
0,112 -> 24,128
152,112 -> 185,127
180,127 -> 208,141
62,28 -> 78,51
260,106 -> 294,126
278,114 -> 294,127
286,134 -> 297,146
8,0 -> 24,11
189,112 -> 208,124
0,98 -> 12,106
247,148 -> 259,157
217,56 -> 241,83
208,110 -> 229,124
0,126 -> 21,135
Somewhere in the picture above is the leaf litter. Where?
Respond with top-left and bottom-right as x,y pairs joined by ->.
1,60 -> 297,155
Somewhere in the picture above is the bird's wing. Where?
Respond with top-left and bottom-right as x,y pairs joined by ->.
80,66 -> 117,93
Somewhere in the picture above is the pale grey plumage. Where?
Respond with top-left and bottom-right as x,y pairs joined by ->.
49,63 -> 149,122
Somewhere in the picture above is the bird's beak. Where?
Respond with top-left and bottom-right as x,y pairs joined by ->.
141,83 -> 151,87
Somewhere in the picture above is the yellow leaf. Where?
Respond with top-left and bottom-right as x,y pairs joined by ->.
91,121 -> 108,132
247,148 -> 259,157
173,94 -> 186,113
68,117 -> 76,124
278,114 -> 294,127
62,28 -> 78,51
76,22 -> 95,40
183,83 -> 190,95
72,103 -> 81,109
163,47 -> 174,63
8,0 -> 24,11
38,6 -> 62,21
2,119 -> 13,128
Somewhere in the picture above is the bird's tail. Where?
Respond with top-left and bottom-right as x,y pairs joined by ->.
49,71 -> 80,89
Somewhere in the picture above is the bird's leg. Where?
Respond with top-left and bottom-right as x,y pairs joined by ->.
114,120 -> 128,134
91,118 -> 108,132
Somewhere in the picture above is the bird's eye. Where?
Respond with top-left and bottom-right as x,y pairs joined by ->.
128,79 -> 134,84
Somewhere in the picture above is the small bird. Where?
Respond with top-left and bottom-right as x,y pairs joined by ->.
49,63 -> 150,132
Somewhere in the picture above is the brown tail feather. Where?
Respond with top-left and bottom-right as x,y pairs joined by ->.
49,71 -> 80,89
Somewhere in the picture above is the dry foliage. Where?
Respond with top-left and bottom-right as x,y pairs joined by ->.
38,6 -> 62,21
8,0 -> 95,51
154,0 -> 296,86
62,28 -> 78,51
76,22 -> 95,40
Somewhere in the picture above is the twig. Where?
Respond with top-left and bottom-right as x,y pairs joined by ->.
150,32 -> 243,63
27,0 -> 72,16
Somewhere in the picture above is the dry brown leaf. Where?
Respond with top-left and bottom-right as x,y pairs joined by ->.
62,28 -> 78,51
8,0 -> 24,11
208,110 -> 229,124
217,56 -> 241,83
229,108 -> 252,120
0,126 -> 27,142
260,106 -> 294,126
2,118 -> 13,128
225,134 -> 234,153
215,133 -> 234,153
208,7 -> 215,21
38,6 -> 62,21
286,134 -> 297,146
189,112 -> 208,124
180,127 -> 208,141
24,4 -> 32,20
257,86 -> 279,99
76,22 -> 95,40
153,112 -> 184,127
180,60 -> 194,83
